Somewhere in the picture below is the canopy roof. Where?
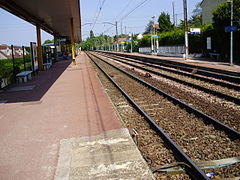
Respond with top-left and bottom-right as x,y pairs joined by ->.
0,0 -> 81,42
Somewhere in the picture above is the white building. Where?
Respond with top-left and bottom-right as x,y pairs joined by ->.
0,44 -> 28,60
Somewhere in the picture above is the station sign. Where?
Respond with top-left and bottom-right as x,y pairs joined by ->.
151,34 -> 158,38
225,26 -> 237,32
190,28 -> 201,34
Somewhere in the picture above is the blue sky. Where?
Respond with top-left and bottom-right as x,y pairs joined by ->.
0,0 -> 201,46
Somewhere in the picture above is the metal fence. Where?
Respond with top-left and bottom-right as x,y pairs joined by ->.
139,45 -> 185,57
138,47 -> 152,54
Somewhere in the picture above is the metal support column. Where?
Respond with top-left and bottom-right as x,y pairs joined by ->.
54,36 -> 58,62
11,45 -> 16,82
70,18 -> 76,65
183,0 -> 189,60
22,46 -> 26,71
36,25 -> 43,70
230,0 -> 233,65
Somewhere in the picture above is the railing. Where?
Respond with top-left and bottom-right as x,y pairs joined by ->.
0,45 -> 31,88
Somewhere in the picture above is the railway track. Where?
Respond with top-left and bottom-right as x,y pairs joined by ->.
92,51 -> 240,132
99,51 -> 240,86
94,51 -> 240,106
86,52 -> 240,180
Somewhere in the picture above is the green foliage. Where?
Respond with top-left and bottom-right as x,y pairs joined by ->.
43,39 -> 54,45
138,35 -> 151,47
0,56 -> 32,82
212,0 -> 240,62
80,34 -> 114,50
158,29 -> 184,46
0,60 -> 13,80
189,15 -> 202,27
90,30 -> 94,38
213,0 -> 240,31
125,35 -> 140,52
158,12 -> 174,32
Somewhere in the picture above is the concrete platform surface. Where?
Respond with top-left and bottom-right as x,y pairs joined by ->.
0,53 -> 122,180
55,128 -> 154,180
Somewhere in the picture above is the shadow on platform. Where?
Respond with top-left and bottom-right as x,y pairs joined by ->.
0,60 -> 71,103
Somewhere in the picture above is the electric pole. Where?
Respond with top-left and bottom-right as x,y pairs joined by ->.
151,16 -> 156,54
183,0 -> 189,60
230,0 -> 233,65
116,21 -> 119,51
121,21 -> 123,35
172,2 -> 175,27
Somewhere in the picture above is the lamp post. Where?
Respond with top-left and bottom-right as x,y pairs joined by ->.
183,0 -> 189,60
230,0 -> 233,65
129,33 -> 133,53
151,16 -> 155,54
102,21 -> 119,51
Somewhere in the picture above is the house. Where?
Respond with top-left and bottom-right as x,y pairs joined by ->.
200,0 -> 226,24
0,44 -> 28,60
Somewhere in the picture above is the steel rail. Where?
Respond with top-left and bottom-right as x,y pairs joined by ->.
97,52 -> 240,91
88,51 -> 240,139
86,52 -> 210,180
94,52 -> 240,105
103,51 -> 240,77
100,51 -> 240,84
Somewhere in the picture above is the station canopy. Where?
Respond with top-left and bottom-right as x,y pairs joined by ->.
0,0 -> 81,42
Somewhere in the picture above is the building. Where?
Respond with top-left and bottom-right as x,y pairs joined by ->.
0,44 -> 28,60
200,0 -> 226,24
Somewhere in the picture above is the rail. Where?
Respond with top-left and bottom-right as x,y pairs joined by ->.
86,51 -> 209,180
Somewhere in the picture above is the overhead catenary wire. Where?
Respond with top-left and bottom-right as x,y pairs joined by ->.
100,0 -> 151,35
119,0 -> 151,22
115,0 -> 135,20
91,0 -> 107,30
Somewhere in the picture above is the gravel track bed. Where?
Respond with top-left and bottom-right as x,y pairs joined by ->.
99,53 -> 240,100
95,53 -> 240,132
103,53 -> 240,87
89,55 -> 190,179
89,53 -> 240,179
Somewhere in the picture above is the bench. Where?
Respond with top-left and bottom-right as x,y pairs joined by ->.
43,61 -> 52,70
209,53 -> 221,61
16,71 -> 33,83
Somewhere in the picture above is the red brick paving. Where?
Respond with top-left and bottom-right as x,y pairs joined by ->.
0,52 -> 122,180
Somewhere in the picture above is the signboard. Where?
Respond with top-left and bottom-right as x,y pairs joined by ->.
190,28 -> 201,34
126,40 -> 131,42
30,42 -> 38,72
151,34 -> 158,38
225,26 -> 237,32
207,37 -> 211,50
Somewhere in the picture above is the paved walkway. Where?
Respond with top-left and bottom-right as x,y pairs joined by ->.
111,51 -> 240,73
0,53 -> 122,180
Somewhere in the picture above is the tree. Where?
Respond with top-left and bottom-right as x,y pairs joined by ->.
144,20 -> 154,34
43,39 -> 53,45
212,0 -> 240,62
189,2 -> 202,27
158,12 -> 174,32
213,0 -> 240,32
90,30 -> 94,38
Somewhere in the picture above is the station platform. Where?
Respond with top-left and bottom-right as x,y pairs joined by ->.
0,53 -> 153,180
108,51 -> 240,73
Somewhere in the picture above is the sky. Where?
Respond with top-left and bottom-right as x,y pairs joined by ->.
0,0 -> 201,46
